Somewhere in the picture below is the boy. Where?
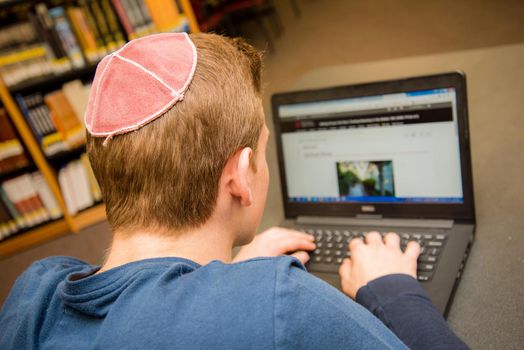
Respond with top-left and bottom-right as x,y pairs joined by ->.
0,33 -> 468,349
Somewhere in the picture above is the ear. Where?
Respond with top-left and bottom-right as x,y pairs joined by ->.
223,147 -> 253,207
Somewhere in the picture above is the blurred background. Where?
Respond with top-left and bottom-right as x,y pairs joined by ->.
0,0 -> 523,348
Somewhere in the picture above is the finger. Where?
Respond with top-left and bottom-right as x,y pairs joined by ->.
291,251 -> 310,264
338,258 -> 352,281
405,241 -> 421,259
278,237 -> 316,253
365,231 -> 383,245
349,237 -> 364,252
383,232 -> 401,248
280,227 -> 315,241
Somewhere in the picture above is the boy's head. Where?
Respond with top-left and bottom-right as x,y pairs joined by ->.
86,33 -> 266,241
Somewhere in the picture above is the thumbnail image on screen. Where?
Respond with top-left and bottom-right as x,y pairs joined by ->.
336,160 -> 395,198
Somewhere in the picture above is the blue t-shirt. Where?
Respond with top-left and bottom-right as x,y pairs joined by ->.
1,255 -> 468,349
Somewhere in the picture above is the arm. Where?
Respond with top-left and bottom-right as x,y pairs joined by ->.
339,232 -> 469,350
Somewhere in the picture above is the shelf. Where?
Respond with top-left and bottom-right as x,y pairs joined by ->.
0,162 -> 36,180
0,0 -> 32,11
0,218 -> 69,259
9,63 -> 99,95
47,144 -> 87,167
71,203 -> 106,232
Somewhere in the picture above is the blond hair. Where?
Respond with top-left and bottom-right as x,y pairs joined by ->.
87,33 -> 264,232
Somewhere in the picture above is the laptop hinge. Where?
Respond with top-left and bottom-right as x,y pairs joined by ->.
296,216 -> 454,229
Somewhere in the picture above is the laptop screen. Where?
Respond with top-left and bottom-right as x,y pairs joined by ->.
277,88 -> 464,205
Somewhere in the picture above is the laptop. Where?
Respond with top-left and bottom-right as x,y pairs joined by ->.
271,72 -> 475,317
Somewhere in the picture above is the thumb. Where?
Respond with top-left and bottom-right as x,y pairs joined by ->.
338,258 -> 352,281
291,251 -> 310,264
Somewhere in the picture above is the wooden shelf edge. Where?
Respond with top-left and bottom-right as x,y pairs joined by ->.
0,219 -> 70,259
71,204 -> 107,232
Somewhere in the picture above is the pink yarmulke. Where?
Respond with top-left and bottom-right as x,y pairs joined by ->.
84,32 -> 197,138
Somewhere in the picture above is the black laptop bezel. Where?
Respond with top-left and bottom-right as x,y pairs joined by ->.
271,72 -> 475,222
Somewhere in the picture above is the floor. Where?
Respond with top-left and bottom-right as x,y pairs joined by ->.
2,0 -> 524,315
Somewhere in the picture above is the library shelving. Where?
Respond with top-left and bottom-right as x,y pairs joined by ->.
0,0 -> 200,259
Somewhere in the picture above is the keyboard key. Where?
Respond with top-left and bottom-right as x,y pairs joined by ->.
412,233 -> 422,240
418,264 -> 435,272
427,241 -> 443,247
336,243 -> 344,249
314,256 -> 322,263
424,234 -> 433,240
316,242 -> 323,248
417,274 -> 431,282
324,249 -> 331,256
428,248 -> 440,256
334,250 -> 342,256
419,255 -> 437,263
325,257 -> 333,264
336,257 -> 343,264
314,249 -> 321,255
435,234 -> 446,240
326,242 -> 333,248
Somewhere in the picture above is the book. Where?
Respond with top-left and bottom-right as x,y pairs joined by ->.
78,0 -> 110,56
48,6 -> 86,69
88,0 -> 119,52
144,0 -> 184,33
57,155 -> 102,215
0,198 -> 18,239
31,172 -> 63,219
80,153 -> 102,201
58,164 -> 78,215
33,4 -> 73,73
0,108 -> 30,174
0,170 -> 63,241
1,174 -> 48,228
44,90 -> 86,150
99,0 -> 127,48
15,93 -> 69,157
66,6 -> 102,63
62,79 -> 90,125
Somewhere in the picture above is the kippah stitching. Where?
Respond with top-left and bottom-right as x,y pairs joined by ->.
114,53 -> 178,97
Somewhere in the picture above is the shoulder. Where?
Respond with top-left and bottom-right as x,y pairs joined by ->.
1,256 -> 91,313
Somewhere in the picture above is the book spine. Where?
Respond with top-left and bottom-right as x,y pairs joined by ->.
34,4 -> 72,73
111,0 -> 135,37
0,187 -> 26,229
99,0 -> 126,47
48,6 -> 86,69
15,94 -> 44,142
31,172 -> 63,219
89,0 -> 117,52
66,7 -> 99,64
78,0 -> 108,57
80,153 -> 103,201
58,164 -> 78,215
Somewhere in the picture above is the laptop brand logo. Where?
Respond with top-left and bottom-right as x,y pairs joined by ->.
361,205 -> 376,213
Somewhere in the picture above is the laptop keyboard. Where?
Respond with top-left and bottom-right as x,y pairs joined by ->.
299,228 -> 447,282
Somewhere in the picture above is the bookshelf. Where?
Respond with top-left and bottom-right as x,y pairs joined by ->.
0,0 -> 200,259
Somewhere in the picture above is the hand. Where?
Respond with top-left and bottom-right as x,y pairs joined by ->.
338,232 -> 420,299
232,227 -> 316,264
